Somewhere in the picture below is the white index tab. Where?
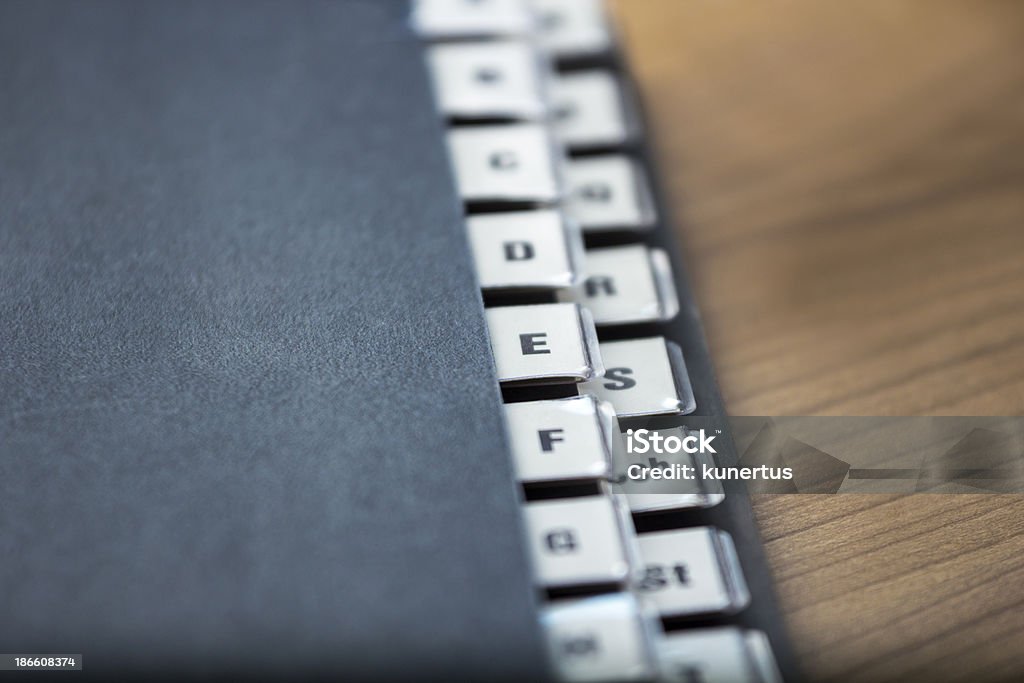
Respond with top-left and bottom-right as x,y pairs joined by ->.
558,244 -> 679,326
564,155 -> 656,233
412,0 -> 533,39
427,41 -> 547,120
635,527 -> 750,618
541,593 -> 657,682
505,395 -> 615,483
524,494 -> 634,589
448,124 -> 562,206
532,0 -> 613,58
656,628 -> 782,683
485,303 -> 603,385
611,427 -> 724,514
468,210 -> 581,291
550,71 -> 633,150
582,337 -> 695,417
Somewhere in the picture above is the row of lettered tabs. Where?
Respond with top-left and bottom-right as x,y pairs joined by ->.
508,396 -> 747,620
488,308 -> 693,417
544,595 -> 783,683
535,506 -> 758,680
529,491 -> 778,683
506,396 -> 722,510
415,1 -> 783,681
415,0 -> 616,60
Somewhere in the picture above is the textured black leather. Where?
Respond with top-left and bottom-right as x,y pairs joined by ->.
0,1 -> 548,680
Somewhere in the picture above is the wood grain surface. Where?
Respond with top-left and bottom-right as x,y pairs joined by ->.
609,1 -> 1024,681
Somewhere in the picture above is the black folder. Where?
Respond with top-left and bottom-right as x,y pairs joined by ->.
0,1 -> 548,679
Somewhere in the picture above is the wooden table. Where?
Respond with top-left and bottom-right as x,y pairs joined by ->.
610,2 -> 1024,681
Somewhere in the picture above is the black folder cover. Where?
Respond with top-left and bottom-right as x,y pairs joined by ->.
0,1 -> 548,679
